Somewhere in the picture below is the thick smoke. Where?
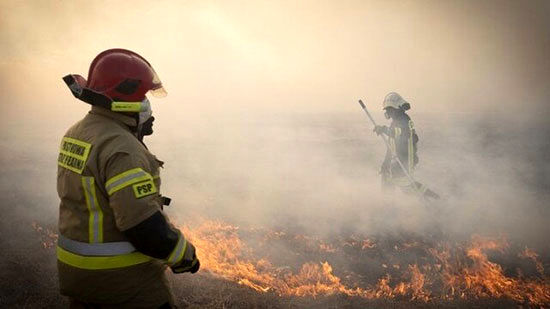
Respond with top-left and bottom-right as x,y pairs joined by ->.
152,108 -> 550,249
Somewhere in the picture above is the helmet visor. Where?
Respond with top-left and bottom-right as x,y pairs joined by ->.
149,86 -> 167,98
149,70 -> 167,98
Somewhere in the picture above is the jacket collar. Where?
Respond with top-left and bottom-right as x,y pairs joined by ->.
89,106 -> 138,128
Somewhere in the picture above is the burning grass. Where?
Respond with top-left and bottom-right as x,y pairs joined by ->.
176,219 -> 550,306
25,219 -> 550,307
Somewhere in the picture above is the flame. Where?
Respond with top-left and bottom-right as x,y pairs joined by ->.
179,220 -> 428,299
430,236 -> 550,305
361,238 -> 376,250
32,220 -> 550,305
520,247 -> 545,276
180,220 -> 550,305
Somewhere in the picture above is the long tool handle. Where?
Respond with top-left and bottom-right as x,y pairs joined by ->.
358,100 -> 391,151
357,99 -> 426,201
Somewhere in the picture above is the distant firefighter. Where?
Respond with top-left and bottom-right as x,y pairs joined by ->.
57,49 -> 199,308
373,92 -> 439,200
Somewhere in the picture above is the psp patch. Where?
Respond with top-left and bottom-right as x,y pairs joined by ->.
58,137 -> 92,174
132,180 -> 158,199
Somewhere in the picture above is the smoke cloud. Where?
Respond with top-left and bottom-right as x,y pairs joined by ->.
1,0 -> 549,267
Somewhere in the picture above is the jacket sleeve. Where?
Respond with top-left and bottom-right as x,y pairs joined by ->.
123,211 -> 195,264
104,152 -> 195,266
104,152 -> 160,230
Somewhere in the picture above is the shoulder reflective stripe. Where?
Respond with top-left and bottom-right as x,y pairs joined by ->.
58,235 -> 136,256
81,177 -> 103,243
111,102 -> 142,112
167,232 -> 187,266
105,168 -> 152,196
57,246 -> 151,270
408,121 -> 414,175
58,137 -> 92,174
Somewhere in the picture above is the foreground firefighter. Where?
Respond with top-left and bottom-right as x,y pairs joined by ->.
57,49 -> 199,308
373,92 -> 439,200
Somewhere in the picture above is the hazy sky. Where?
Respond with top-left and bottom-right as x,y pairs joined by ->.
1,0 -> 549,123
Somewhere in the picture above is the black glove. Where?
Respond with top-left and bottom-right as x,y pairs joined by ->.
172,254 -> 200,274
373,125 -> 387,136
171,242 -> 200,274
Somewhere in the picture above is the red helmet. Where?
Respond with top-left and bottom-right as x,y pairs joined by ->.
85,48 -> 166,102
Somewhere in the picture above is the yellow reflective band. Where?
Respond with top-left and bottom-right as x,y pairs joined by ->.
408,120 -> 415,175
105,168 -> 153,196
82,177 -> 103,243
111,102 -> 142,112
408,132 -> 414,174
391,176 -> 410,187
58,137 -> 92,174
389,137 -> 396,155
57,246 -> 151,270
394,127 -> 401,137
132,179 -> 158,199
167,232 -> 187,266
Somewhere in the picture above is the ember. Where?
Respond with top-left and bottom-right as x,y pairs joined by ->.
31,221 -> 58,249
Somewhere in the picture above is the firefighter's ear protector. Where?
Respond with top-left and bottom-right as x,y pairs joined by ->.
63,74 -> 150,113
401,102 -> 411,111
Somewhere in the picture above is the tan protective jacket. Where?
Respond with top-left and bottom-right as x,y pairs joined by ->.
57,106 -> 187,307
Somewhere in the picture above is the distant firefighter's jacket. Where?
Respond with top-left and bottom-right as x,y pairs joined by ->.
381,113 -> 419,179
56,106 -> 190,307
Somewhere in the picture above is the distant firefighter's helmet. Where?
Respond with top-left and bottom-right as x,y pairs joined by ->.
383,92 -> 409,110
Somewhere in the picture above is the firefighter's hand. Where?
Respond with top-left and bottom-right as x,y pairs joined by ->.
171,253 -> 200,274
373,125 -> 387,136
171,243 -> 201,274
